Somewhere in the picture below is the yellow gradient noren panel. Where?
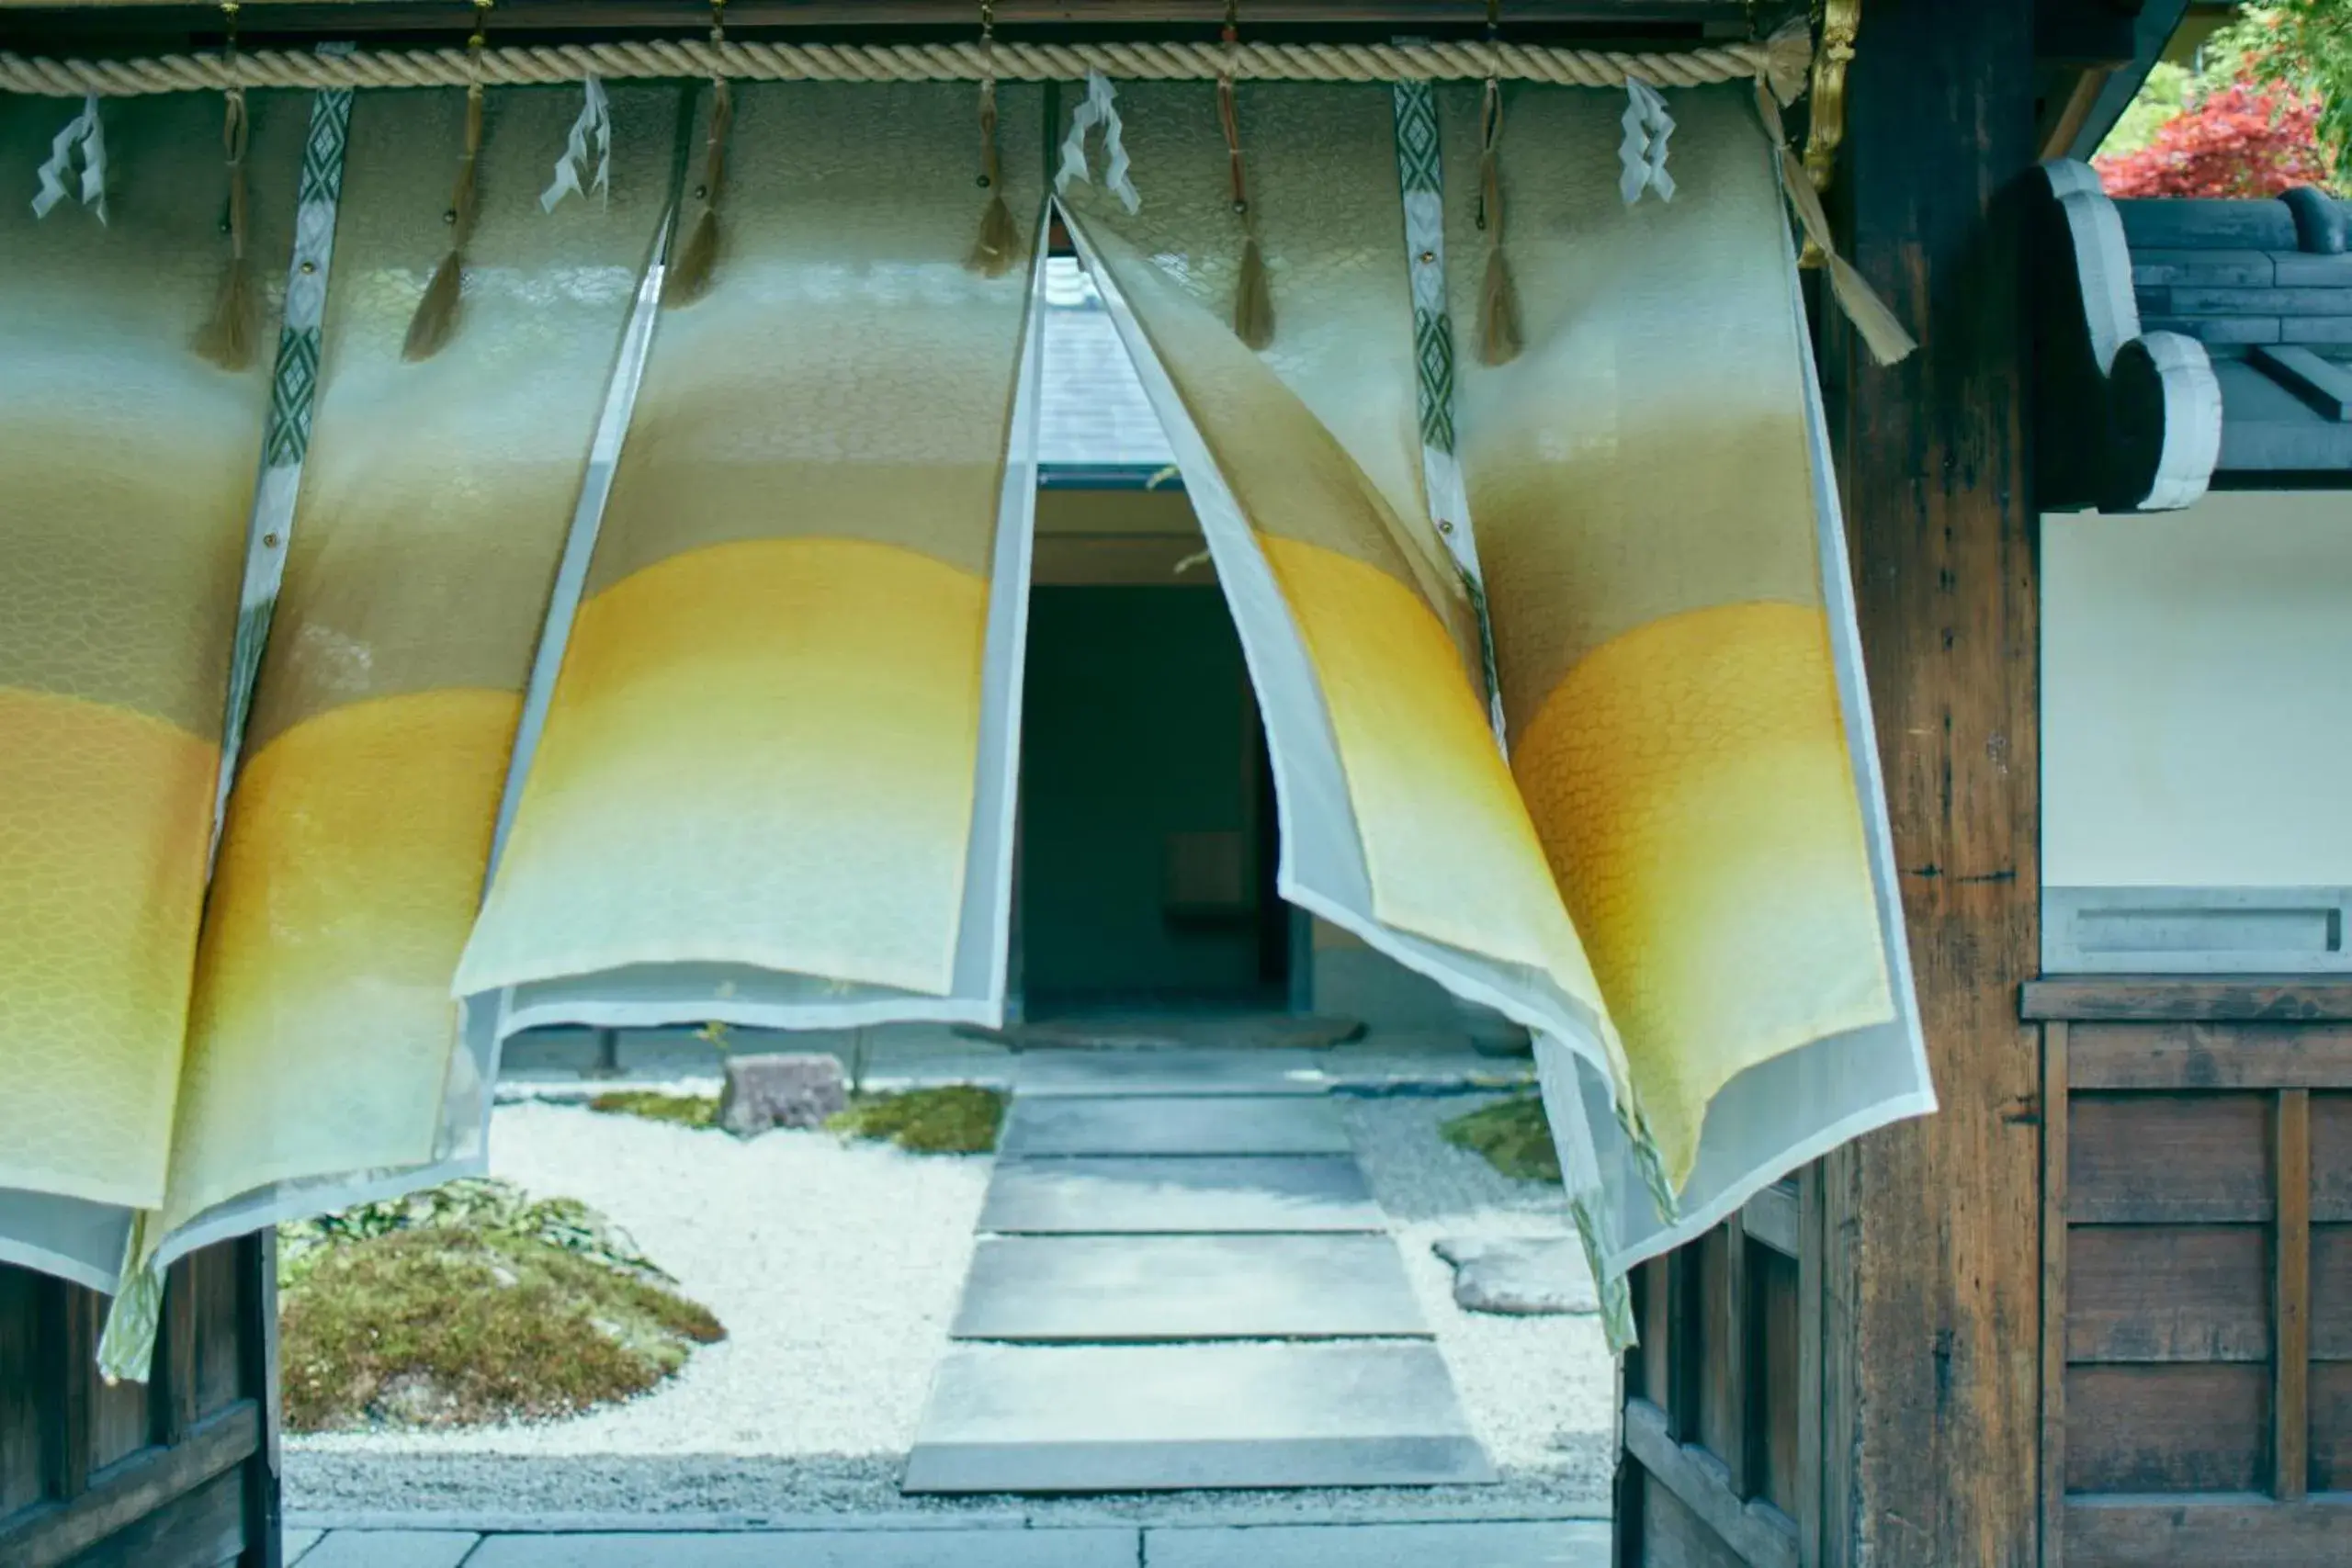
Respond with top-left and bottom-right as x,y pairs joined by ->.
1444,84 -> 1926,1265
456,82 -> 1046,1030
1063,83 -> 1619,1090
0,94 -> 303,1212
156,86 -> 677,1242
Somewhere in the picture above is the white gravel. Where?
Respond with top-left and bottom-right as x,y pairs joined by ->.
286,1087 -> 1614,1521
289,1099 -> 989,1459
1340,1092 -> 1616,1472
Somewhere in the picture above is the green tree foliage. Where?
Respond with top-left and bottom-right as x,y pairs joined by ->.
2227,2 -> 2352,175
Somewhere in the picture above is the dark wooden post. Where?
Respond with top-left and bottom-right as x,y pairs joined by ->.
1821,3 -> 2042,1565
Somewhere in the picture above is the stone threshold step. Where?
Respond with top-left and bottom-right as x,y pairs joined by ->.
903,1342 -> 1495,1495
978,1156 -> 1384,1235
952,1234 -> 1429,1342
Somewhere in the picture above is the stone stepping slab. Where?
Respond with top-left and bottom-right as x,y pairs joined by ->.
460,1523 -> 1138,1561
983,1012 -> 1364,1051
1148,1520 -> 1612,1567
293,1533 -> 480,1568
1000,1094 -> 1352,1157
1014,1047 -> 1329,1099
901,1342 -> 1495,1494
951,1234 -> 1429,1342
978,1156 -> 1383,1235
463,1528 -> 1139,1567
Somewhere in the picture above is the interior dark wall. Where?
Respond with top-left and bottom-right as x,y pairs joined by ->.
1018,584 -> 1272,1008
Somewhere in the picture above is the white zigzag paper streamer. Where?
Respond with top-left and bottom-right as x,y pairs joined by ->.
1055,70 -> 1140,214
1618,77 -> 1675,206
32,94 -> 107,222
541,74 -> 613,213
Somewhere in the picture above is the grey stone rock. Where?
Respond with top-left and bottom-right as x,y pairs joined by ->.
1434,1235 -> 1600,1316
716,1053 -> 847,1137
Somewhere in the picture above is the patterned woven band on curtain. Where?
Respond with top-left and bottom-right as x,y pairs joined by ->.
1058,81 -> 1634,1133
147,84 -> 680,1268
455,82 -> 1047,1036
0,94 -> 302,1281
1441,83 -> 1931,1283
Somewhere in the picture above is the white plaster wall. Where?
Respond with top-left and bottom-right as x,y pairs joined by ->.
2043,492 -> 2352,888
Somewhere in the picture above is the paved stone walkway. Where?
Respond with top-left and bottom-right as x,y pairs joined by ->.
286,1518 -> 1611,1566
901,1051 -> 1494,1494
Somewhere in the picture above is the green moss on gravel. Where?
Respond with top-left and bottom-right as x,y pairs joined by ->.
280,1228 -> 723,1434
587,1089 -> 719,1128
276,1178 -> 721,1434
1440,1094 -> 1563,1184
826,1085 -> 1005,1155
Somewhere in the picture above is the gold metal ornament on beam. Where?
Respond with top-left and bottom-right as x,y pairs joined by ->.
1796,0 -> 1859,268
1804,0 -> 1859,193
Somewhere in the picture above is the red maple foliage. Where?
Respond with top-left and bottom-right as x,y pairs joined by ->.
2096,82 -> 2335,197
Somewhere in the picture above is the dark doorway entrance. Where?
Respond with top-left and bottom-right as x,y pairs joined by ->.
1017,583 -> 1286,1013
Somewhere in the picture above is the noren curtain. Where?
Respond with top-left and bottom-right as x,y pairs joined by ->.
1442,83 -> 1930,1274
1060,81 -> 1626,1093
455,83 -> 1047,1036
1065,78 -> 1930,1312
153,85 -> 680,1257
0,94 -> 302,1256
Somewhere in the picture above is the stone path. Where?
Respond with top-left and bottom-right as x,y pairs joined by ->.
286,1518 -> 1611,1565
497,1023 -> 1536,1101
901,1052 -> 1496,1495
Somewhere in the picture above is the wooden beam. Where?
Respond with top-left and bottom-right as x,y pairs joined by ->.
2064,1021 -> 2352,1090
2038,66 -> 2111,162
2021,976 -> 2352,1023
1720,1213 -> 1753,1501
1795,1167 -> 1823,1568
236,1233 -> 282,1568
0,1402 -> 260,1568
1824,3 -> 2042,1566
1623,1397 -> 1802,1568
2275,1089 -> 2311,1503
2064,1497 -> 2352,1568
1741,1179 -> 1801,1259
0,0 -> 1749,28
2041,1021 -> 2070,1568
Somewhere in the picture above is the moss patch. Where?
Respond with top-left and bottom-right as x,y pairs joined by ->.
828,1085 -> 1005,1155
280,1229 -> 723,1433
277,1178 -> 721,1434
588,1089 -> 719,1129
1441,1094 -> 1563,1184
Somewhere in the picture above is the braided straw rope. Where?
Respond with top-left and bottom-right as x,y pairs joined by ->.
0,27 -> 1811,100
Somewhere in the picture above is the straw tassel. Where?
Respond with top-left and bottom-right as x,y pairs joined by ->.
193,85 -> 254,368
1216,72 -> 1272,350
666,77 -> 729,306
402,82 -> 481,360
403,3 -> 492,361
966,78 -> 1019,276
1475,75 -> 1521,366
1752,78 -> 1915,367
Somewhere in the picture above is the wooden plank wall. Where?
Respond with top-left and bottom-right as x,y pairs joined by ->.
2026,977 -> 2352,1568
1615,1179 -> 1815,1568
0,1237 -> 279,1568
1823,1 -> 2046,1562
